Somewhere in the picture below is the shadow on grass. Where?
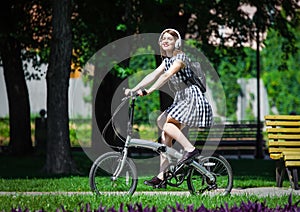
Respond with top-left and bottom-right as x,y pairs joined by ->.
0,151 -> 92,179
1,150 -> 276,179
230,158 -> 277,179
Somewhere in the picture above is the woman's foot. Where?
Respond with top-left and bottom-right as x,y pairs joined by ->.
144,176 -> 166,188
178,148 -> 200,165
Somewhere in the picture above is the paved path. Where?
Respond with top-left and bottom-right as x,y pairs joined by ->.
230,187 -> 300,197
0,187 -> 299,197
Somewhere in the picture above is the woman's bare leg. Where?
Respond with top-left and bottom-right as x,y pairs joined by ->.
156,113 -> 195,179
163,116 -> 195,152
156,113 -> 172,180
157,131 -> 173,180
163,116 -> 200,165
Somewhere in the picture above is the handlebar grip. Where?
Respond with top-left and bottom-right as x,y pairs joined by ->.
122,91 -> 139,101
141,89 -> 148,96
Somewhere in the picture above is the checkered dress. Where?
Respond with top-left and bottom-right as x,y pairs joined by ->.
164,53 -> 213,128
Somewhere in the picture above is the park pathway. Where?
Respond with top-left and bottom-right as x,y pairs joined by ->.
0,187 -> 299,197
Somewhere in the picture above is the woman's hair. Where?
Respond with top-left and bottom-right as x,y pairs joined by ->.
159,29 -> 183,58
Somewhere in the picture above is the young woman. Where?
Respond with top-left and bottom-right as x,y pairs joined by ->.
125,28 -> 213,188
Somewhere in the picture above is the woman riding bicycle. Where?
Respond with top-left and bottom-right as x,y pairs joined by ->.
125,28 -> 213,188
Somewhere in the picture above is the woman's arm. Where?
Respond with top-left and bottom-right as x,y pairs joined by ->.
147,60 -> 183,94
128,61 -> 165,93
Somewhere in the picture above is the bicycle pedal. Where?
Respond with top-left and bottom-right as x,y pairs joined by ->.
208,184 -> 217,191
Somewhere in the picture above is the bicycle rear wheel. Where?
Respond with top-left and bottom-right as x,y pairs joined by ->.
187,154 -> 233,195
89,152 -> 138,195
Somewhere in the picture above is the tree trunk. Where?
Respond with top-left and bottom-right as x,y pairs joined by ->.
0,36 -> 33,155
45,0 -> 77,174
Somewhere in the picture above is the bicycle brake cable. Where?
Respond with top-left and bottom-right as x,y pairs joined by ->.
102,96 -> 130,149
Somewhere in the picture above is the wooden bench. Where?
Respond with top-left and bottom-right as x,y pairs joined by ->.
265,115 -> 300,190
188,122 -> 265,158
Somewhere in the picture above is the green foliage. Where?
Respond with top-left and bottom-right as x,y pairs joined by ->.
263,70 -> 300,114
112,64 -> 135,79
69,127 -> 78,147
215,47 -> 250,119
136,124 -> 158,141
127,68 -> 160,124
0,119 -> 9,146
214,26 -> 300,118
133,91 -> 160,125
116,24 -> 127,32
261,29 -> 300,115
129,46 -> 156,71
72,0 -> 300,124
127,47 -> 159,124
70,120 -> 92,147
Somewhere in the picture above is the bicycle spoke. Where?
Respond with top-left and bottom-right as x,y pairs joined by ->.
89,152 -> 138,195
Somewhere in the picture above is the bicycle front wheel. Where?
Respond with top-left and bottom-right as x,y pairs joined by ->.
89,152 -> 138,195
187,154 -> 233,195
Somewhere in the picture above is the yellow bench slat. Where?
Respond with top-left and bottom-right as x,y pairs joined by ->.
270,152 -> 300,160
268,141 -> 300,147
269,147 -> 300,153
285,161 -> 300,167
266,121 -> 300,127
265,115 -> 300,168
282,151 -> 300,155
268,134 -> 300,139
270,153 -> 282,160
266,128 -> 300,133
284,155 -> 300,160
265,115 -> 300,120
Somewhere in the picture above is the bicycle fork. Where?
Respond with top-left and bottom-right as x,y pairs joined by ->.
112,97 -> 135,181
111,137 -> 130,181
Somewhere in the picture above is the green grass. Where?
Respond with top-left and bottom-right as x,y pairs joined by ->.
0,151 -> 292,190
0,177 -> 90,192
0,151 -> 297,211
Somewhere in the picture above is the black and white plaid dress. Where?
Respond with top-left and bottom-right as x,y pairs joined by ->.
164,53 -> 213,128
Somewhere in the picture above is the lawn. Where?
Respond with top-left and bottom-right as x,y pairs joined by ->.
1,150 -> 299,211
0,151 -> 291,189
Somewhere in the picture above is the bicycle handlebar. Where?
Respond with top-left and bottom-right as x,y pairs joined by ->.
121,92 -> 139,101
122,88 -> 147,101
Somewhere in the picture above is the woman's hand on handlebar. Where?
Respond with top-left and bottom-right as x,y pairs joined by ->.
124,88 -> 132,96
124,88 -> 149,97
137,88 -> 148,96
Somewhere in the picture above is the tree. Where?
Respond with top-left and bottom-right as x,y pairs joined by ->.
74,0 -> 300,127
183,0 -> 300,119
74,0 -> 144,151
0,0 -> 33,155
262,28 -> 300,115
44,0 -> 77,174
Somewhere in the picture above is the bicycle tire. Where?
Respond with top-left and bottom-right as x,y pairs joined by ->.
89,152 -> 138,195
187,153 -> 233,195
